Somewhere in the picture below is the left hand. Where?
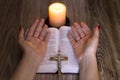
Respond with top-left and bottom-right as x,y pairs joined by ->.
67,22 -> 92,62
19,19 -> 50,61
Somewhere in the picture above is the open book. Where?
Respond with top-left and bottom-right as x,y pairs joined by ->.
37,26 -> 79,73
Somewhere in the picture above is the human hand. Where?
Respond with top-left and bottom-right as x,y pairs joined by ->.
19,19 -> 50,61
68,22 -> 100,63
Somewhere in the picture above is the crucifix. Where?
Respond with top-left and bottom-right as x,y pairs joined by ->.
50,50 -> 68,76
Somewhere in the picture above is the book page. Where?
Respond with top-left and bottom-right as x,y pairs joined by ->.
37,28 -> 59,73
59,26 -> 79,73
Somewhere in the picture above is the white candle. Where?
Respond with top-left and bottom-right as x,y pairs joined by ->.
49,2 -> 66,27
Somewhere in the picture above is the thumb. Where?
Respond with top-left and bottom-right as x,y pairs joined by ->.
90,25 -> 100,48
83,25 -> 100,56
93,25 -> 100,39
19,27 -> 25,43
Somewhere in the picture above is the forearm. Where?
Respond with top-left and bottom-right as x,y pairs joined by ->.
10,53 -> 42,80
79,52 -> 99,80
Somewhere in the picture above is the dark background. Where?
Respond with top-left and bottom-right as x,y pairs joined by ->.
0,0 -> 120,80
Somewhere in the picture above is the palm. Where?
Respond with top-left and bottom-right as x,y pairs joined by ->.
73,36 -> 90,60
68,22 -> 99,63
19,19 -> 50,60
22,37 -> 46,57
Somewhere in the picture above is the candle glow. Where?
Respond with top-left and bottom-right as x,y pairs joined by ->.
49,2 -> 66,27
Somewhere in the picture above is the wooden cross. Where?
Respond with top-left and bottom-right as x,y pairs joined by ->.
50,50 -> 68,76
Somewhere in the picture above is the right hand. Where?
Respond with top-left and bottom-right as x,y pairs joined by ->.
68,22 -> 100,63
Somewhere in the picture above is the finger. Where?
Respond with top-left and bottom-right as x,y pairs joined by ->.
93,25 -> 100,39
34,18 -> 45,37
74,22 -> 85,38
74,48 -> 81,57
44,30 -> 50,44
39,25 -> 48,40
67,31 -> 76,45
88,25 -> 100,52
81,22 -> 91,35
71,26 -> 80,41
28,19 -> 39,36
76,53 -> 83,62
73,40 -> 83,49
25,28 -> 29,39
19,27 -> 25,42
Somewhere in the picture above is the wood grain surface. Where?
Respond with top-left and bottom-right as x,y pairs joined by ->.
0,0 -> 120,80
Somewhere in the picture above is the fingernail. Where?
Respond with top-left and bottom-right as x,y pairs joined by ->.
36,18 -> 38,20
45,24 -> 48,28
98,25 -> 101,30
19,27 -> 21,31
81,21 -> 84,25
41,18 -> 44,22
74,25 -> 76,27
74,22 -> 77,25
72,26 -> 74,29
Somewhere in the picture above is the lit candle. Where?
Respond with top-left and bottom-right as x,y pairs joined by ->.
49,2 -> 66,27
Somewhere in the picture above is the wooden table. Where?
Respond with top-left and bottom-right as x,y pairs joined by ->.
0,0 -> 120,80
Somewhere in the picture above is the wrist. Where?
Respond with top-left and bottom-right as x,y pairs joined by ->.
11,52 -> 42,80
23,52 -> 43,64
79,50 -> 97,63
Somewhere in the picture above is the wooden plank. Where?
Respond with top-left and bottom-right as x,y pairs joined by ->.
0,0 -> 119,80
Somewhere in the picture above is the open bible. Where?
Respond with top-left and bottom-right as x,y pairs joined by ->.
37,26 -> 79,73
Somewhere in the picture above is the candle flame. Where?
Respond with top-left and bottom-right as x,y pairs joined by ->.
49,3 -> 66,12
